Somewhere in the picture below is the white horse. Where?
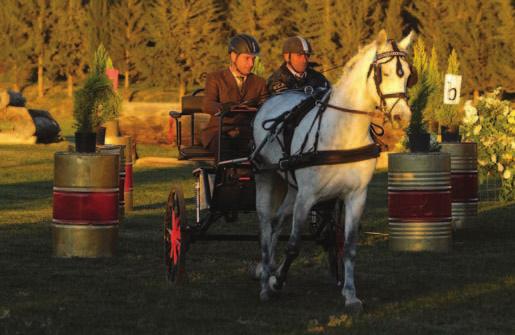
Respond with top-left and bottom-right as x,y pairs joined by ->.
252,30 -> 415,312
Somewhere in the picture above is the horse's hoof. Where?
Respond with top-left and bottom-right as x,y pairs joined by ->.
345,299 -> 363,315
268,275 -> 283,292
249,262 -> 262,281
260,289 -> 271,302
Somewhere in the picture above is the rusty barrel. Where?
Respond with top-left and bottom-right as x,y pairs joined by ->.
388,153 -> 452,252
97,144 -> 126,221
440,143 -> 478,229
106,136 -> 133,212
53,152 -> 119,257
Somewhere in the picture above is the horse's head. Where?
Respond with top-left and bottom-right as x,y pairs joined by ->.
367,30 -> 416,129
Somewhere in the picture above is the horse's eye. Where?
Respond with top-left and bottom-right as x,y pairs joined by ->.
383,72 -> 389,77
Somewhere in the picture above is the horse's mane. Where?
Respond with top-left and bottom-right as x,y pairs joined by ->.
334,41 -> 377,88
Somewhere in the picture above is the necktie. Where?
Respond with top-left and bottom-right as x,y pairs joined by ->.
237,76 -> 245,93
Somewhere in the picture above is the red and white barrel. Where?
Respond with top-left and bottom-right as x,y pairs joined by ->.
388,153 -> 452,252
440,143 -> 478,229
106,136 -> 133,212
52,152 -> 119,257
97,144 -> 126,221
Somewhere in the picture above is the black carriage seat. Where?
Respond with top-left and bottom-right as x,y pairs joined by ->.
169,89 -> 215,161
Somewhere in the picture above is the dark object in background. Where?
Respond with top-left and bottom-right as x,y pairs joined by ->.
7,90 -> 26,107
441,125 -> 461,143
0,90 -> 27,108
27,109 -> 62,143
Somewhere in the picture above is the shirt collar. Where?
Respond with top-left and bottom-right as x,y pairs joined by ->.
229,67 -> 248,81
286,63 -> 307,79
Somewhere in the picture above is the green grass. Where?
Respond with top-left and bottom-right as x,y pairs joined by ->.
0,143 -> 514,334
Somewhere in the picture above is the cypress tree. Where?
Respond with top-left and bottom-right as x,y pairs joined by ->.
435,49 -> 462,127
424,46 -> 442,131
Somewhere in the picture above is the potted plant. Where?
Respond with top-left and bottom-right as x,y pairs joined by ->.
73,45 -> 121,152
406,95 -> 431,152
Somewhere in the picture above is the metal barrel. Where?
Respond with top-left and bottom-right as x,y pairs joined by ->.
440,143 -> 478,229
97,144 -> 126,221
52,152 -> 119,257
388,152 -> 452,252
106,136 -> 133,212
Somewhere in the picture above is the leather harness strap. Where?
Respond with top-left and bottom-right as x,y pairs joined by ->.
277,143 -> 381,171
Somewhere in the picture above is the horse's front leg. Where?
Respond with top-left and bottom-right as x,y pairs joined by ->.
269,186 -> 296,274
341,189 -> 367,314
255,172 -> 286,301
269,194 -> 315,292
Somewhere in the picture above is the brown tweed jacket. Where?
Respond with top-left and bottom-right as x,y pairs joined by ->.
201,68 -> 267,147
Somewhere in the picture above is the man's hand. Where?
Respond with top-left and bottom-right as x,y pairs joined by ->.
226,128 -> 240,138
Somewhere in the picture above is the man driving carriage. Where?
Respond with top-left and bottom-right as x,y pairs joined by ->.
201,34 -> 268,161
267,36 -> 330,94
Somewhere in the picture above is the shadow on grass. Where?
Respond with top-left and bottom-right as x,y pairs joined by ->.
0,180 -> 52,210
1,198 -> 514,334
1,166 -> 514,334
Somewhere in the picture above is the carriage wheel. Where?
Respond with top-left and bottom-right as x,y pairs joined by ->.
328,201 -> 345,288
164,186 -> 188,284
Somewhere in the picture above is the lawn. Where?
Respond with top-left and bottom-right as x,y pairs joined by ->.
0,142 -> 514,334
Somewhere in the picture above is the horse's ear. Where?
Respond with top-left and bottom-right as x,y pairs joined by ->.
376,29 -> 387,46
398,30 -> 416,50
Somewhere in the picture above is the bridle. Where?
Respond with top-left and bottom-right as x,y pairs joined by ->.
366,40 -> 411,123
315,40 -> 413,123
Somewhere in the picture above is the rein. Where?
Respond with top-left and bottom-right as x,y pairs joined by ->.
251,40 -> 410,176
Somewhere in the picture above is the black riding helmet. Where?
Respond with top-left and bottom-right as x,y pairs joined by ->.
282,36 -> 312,55
228,34 -> 260,55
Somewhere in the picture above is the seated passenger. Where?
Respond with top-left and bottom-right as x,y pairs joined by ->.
201,34 -> 268,161
267,36 -> 330,94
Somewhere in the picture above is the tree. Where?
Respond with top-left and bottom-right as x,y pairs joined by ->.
408,0 -> 515,93
424,46 -> 442,131
147,0 -> 225,96
86,0 -> 113,61
435,49 -> 463,128
109,0 -> 148,91
294,0 -> 335,74
330,0 -> 382,81
19,0 -> 53,98
228,0 -> 287,74
48,0 -> 88,97
383,0 -> 406,40
0,0 -> 31,91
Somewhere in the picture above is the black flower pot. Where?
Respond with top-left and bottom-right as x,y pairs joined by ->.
441,126 -> 461,143
75,132 -> 97,152
96,127 -> 106,145
408,132 -> 431,152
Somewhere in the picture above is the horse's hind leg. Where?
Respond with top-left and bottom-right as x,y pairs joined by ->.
269,193 -> 315,292
341,189 -> 367,314
255,172 -> 286,301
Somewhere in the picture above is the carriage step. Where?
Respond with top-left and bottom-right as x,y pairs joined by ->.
193,234 -> 315,242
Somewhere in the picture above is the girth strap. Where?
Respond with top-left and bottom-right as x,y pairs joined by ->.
278,143 -> 381,171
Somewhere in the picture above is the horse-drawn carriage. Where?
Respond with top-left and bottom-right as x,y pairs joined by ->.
164,30 -> 416,312
164,89 -> 345,286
